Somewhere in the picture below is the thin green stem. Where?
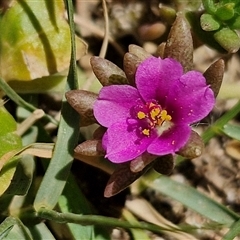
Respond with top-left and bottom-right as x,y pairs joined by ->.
37,208 -> 181,235
202,100 -> 240,143
0,77 -> 58,125
64,0 -> 78,88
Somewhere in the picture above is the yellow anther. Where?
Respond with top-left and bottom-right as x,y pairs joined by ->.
160,110 -> 167,118
160,110 -> 172,121
137,111 -> 146,119
150,107 -> 161,120
142,128 -> 150,136
166,115 -> 172,121
136,101 -> 172,137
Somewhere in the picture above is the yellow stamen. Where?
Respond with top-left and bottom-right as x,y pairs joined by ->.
142,128 -> 150,136
160,110 -> 172,121
150,107 -> 161,120
137,111 -> 146,119
136,101 -> 173,137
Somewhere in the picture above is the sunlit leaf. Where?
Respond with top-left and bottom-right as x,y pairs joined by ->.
0,217 -> 15,239
0,217 -> 32,240
0,0 -> 86,82
8,74 -> 67,94
0,106 -> 22,196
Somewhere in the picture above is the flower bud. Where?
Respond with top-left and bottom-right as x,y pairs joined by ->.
163,13 -> 193,72
203,58 -> 224,97
128,44 -> 152,61
74,139 -> 105,157
177,130 -> 204,159
65,90 -> 97,126
104,161 -> 154,197
123,52 -> 142,86
130,152 -> 157,173
90,56 -> 128,86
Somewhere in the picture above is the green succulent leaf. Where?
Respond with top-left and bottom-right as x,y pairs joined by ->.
213,27 -> 240,52
202,0 -> 217,14
200,13 -> 221,31
230,15 -> 240,29
215,3 -> 235,21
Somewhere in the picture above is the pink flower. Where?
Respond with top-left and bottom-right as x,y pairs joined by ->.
93,56 -> 215,163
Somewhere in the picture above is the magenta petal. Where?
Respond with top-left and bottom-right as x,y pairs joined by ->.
93,85 -> 140,127
136,57 -> 183,104
166,71 -> 215,124
102,121 -> 155,163
147,124 -> 191,155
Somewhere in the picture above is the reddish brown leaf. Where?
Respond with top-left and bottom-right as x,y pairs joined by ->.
90,56 -> 128,86
164,13 -> 193,72
203,58 -> 225,97
128,44 -> 152,61
93,126 -> 106,139
104,161 -> 154,197
177,130 -> 204,159
65,90 -> 97,126
74,139 -> 105,157
123,52 -> 142,86
130,152 -> 157,173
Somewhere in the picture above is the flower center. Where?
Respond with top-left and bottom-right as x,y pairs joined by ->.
135,101 -> 172,137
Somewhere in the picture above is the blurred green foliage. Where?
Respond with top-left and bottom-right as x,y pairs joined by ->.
200,0 -> 240,52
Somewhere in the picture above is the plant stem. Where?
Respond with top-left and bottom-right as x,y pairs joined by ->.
37,208 -> 181,235
0,77 -> 58,125
202,100 -> 240,143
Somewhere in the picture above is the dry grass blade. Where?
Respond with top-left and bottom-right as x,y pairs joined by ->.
126,198 -> 198,240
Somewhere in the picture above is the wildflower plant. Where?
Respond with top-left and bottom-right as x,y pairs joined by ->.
66,14 -> 224,197
3,0 -> 240,239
